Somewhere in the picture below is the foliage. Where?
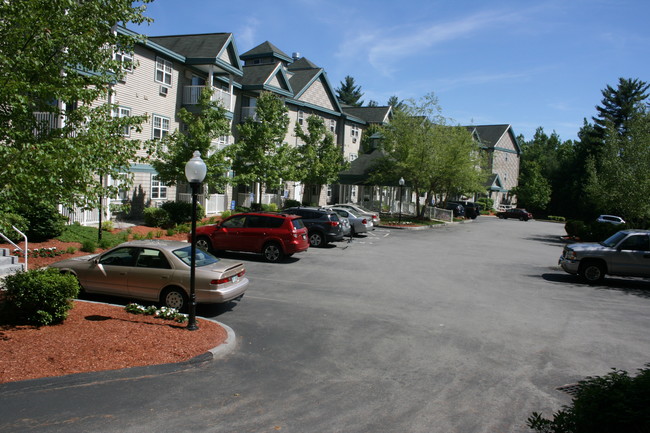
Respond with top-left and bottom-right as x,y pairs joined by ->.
294,115 -> 348,204
151,87 -> 231,192
161,201 -> 205,226
125,303 -> 188,323
57,223 -> 126,245
548,216 -> 566,222
81,240 -> 97,253
511,161 -> 551,212
262,203 -> 278,212
564,219 -> 629,241
0,212 -> 28,242
360,123 -> 383,154
373,93 -> 485,217
220,210 -> 232,219
527,365 -> 650,433
143,207 -> 170,228
476,197 -> 494,211
0,0 -> 154,212
101,221 -> 114,232
592,77 -> 649,137
387,95 -> 405,111
283,199 -> 301,209
336,75 -> 364,106
19,203 -> 68,242
229,92 -> 292,202
583,113 -> 650,224
2,269 -> 79,326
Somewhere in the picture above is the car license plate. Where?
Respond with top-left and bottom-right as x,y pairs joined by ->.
232,275 -> 239,283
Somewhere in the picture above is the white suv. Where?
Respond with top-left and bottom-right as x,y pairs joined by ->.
596,215 -> 625,225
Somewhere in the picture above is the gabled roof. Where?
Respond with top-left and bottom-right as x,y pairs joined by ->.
338,149 -> 387,185
465,124 -> 521,153
486,173 -> 506,192
148,33 -> 243,76
342,106 -> 392,124
240,41 -> 293,63
287,57 -> 319,70
237,63 -> 293,97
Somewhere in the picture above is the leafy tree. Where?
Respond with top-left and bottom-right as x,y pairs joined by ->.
373,93 -> 485,217
336,75 -> 364,106
511,161 -> 551,212
0,0 -> 153,213
359,123 -> 382,154
584,112 -> 650,224
294,115 -> 348,204
151,87 -> 231,192
367,100 -> 379,107
229,91 -> 291,204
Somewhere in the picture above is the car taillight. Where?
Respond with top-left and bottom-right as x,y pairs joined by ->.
211,269 -> 245,285
362,219 -> 367,224
328,221 -> 339,227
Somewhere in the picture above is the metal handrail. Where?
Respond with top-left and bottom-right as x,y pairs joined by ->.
0,226 -> 28,271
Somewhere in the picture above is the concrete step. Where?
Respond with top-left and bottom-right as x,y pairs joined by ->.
0,248 -> 25,278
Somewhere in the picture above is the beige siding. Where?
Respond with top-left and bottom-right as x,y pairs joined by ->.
299,78 -> 335,111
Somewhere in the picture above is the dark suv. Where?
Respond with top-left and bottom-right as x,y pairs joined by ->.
283,207 -> 345,247
448,201 -> 481,219
193,212 -> 309,262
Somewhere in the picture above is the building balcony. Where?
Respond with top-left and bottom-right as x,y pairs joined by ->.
183,85 -> 232,110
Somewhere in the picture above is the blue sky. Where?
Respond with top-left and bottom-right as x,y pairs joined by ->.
134,0 -> 649,142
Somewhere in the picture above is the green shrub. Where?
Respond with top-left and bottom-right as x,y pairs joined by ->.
166,228 -> 177,236
220,210 -> 232,219
143,207 -> 170,228
565,220 -> 586,237
0,212 -> 29,242
2,269 -> 79,326
98,237 -> 113,249
161,201 -> 206,226
283,199 -> 301,209
548,215 -> 566,222
262,203 -> 278,212
101,220 -> 114,232
81,240 -> 96,253
21,203 -> 67,242
476,197 -> 494,212
65,246 -> 77,254
175,223 -> 191,234
528,365 -> 650,433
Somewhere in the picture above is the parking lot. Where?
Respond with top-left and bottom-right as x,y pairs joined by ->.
2,217 -> 650,432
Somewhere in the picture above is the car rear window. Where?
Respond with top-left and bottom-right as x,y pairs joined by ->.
173,246 -> 220,267
291,218 -> 305,229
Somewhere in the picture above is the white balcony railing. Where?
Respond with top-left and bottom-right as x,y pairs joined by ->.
183,85 -> 232,110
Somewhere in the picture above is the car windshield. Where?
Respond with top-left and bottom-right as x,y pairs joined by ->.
601,231 -> 627,248
173,246 -> 220,267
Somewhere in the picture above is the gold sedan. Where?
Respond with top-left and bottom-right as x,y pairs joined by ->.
49,240 -> 248,311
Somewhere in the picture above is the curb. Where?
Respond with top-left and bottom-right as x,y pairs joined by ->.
377,218 -> 475,230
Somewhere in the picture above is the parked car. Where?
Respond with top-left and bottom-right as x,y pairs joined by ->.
559,229 -> 650,284
448,201 -> 481,219
440,202 -> 465,218
193,212 -> 309,263
49,240 -> 248,311
283,207 -> 345,247
325,203 -> 379,227
330,208 -> 372,235
339,215 -> 352,237
596,215 -> 626,225
496,208 -> 533,221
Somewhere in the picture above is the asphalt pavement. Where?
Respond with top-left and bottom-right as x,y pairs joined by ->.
2,217 -> 649,432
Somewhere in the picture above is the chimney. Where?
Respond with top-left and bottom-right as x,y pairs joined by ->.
292,52 -> 301,61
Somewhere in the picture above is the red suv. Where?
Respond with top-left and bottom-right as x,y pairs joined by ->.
192,212 -> 309,262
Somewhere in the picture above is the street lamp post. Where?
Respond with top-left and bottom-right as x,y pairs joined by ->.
398,177 -> 405,224
184,150 -> 207,331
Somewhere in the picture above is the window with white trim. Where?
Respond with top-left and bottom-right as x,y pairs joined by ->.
329,119 -> 336,133
152,115 -> 169,140
155,56 -> 172,86
298,110 -> 304,126
115,51 -> 133,72
351,124 -> 359,138
349,153 -> 358,162
151,175 -> 167,200
112,106 -> 131,137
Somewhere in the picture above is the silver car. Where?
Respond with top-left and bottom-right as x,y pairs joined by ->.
326,203 -> 379,227
330,208 -> 372,235
49,240 -> 248,310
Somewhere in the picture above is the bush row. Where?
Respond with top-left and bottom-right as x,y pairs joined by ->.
564,220 -> 630,242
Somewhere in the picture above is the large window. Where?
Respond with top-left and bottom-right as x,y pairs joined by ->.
152,115 -> 169,140
351,124 -> 360,139
155,57 -> 172,86
115,51 -> 133,72
151,175 -> 167,200
112,106 -> 131,136
298,110 -> 304,126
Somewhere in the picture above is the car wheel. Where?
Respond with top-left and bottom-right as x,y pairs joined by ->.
262,242 -> 284,263
309,231 -> 325,247
161,287 -> 188,311
579,261 -> 605,284
519,216 -> 524,221
196,236 -> 212,252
